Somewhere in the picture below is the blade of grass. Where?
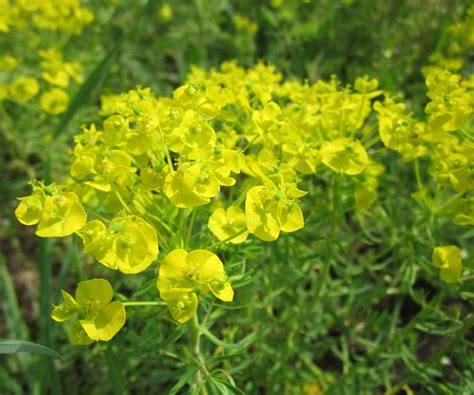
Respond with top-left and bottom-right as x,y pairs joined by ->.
0,254 -> 29,340
0,254 -> 39,393
0,340 -> 60,358
103,345 -> 127,395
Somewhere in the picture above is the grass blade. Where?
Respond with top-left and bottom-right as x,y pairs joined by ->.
0,254 -> 29,340
103,345 -> 127,395
0,254 -> 39,393
0,340 -> 60,358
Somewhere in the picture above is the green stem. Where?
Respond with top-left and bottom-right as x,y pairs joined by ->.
191,314 -> 209,393
113,185 -> 133,214
72,236 -> 85,281
457,127 -> 473,142
179,209 -> 186,248
158,123 -> 174,170
314,174 -> 339,298
206,228 -> 247,250
186,208 -> 198,248
193,0 -> 208,68
353,92 -> 367,135
414,159 -> 423,192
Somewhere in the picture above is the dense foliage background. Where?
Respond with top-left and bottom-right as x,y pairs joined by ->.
1,1 -> 473,394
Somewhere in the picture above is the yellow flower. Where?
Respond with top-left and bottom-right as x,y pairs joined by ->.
89,216 -> 159,274
15,184 -> 87,238
40,88 -> 69,115
157,249 -> 233,323
9,76 -> 39,103
0,54 -> 19,71
52,278 -> 126,345
245,185 -> 305,241
158,3 -> 173,21
354,188 -> 377,212
164,161 -> 233,208
321,137 -> 368,175
432,245 -> 462,283
208,206 -> 248,244
245,186 -> 281,241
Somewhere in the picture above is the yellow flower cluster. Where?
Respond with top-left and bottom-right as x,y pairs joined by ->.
0,1 -> 92,114
16,60 -> 472,342
0,0 -> 93,34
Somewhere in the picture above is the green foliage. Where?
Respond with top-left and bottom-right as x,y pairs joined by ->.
1,1 -> 473,394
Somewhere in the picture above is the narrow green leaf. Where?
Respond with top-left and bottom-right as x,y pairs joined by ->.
0,254 -> 29,340
200,327 -> 256,350
0,340 -> 60,358
103,346 -> 127,395
211,379 -> 245,395
168,367 -> 199,395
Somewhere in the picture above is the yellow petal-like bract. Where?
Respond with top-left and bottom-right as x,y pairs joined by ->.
432,245 -> 463,283
208,206 -> 248,244
51,278 -> 126,344
15,185 -> 87,238
157,249 -> 233,323
321,138 -> 369,175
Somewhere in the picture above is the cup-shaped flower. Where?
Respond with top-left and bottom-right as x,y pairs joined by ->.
16,185 -> 87,238
160,288 -> 199,324
99,216 -> 159,274
81,220 -> 110,257
279,201 -> 304,233
208,206 -> 248,244
36,192 -> 87,237
432,245 -> 462,283
245,186 -> 281,241
15,195 -> 43,225
321,137 -> 368,175
157,249 -> 233,322
51,278 -> 126,345
9,76 -> 39,103
40,88 -> 69,115
245,185 -> 305,241
164,163 -> 218,208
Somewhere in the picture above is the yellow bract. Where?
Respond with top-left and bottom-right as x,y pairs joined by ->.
321,138 -> 369,175
40,88 -> 69,115
9,76 -> 39,103
164,161 -> 234,208
15,185 -> 87,238
208,206 -> 248,244
13,59 -> 471,347
157,249 -> 233,323
52,278 -> 126,345
245,185 -> 304,242
82,216 -> 159,274
432,245 -> 463,283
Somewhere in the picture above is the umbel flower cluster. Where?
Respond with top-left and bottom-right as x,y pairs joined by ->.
16,61 -> 472,344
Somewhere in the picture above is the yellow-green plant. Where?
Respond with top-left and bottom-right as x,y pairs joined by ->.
15,62 -> 471,349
